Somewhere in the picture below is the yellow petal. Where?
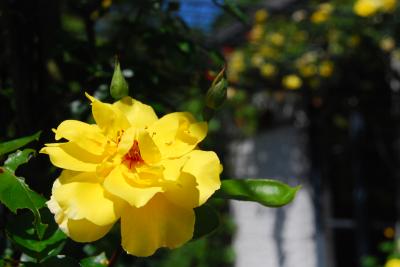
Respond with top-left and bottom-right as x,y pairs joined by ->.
116,127 -> 136,156
137,129 -> 161,164
149,112 -> 208,158
121,194 -> 195,257
148,112 -> 179,144
135,164 -> 164,184
47,183 -> 114,242
182,150 -> 221,205
54,120 -> 107,155
353,0 -> 380,16
113,97 -> 158,128
188,122 -> 208,141
85,92 -> 96,102
163,172 -> 200,208
58,170 -> 98,184
49,199 -> 112,243
103,166 -> 162,207
65,218 -> 113,242
91,97 -> 130,139
161,157 -> 189,181
40,142 -> 103,172
53,174 -> 123,226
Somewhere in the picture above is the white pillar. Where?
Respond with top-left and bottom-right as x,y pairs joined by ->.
229,126 -> 318,267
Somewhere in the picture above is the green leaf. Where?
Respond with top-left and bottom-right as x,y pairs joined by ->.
0,131 -> 41,156
213,179 -> 300,208
221,0 -> 248,25
80,252 -> 108,267
193,204 -> 220,239
0,151 -> 47,238
44,256 -> 80,266
22,256 -> 80,266
4,149 -> 36,172
6,210 -> 67,262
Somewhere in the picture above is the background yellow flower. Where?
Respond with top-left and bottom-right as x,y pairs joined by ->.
282,74 -> 302,90
385,259 -> 400,267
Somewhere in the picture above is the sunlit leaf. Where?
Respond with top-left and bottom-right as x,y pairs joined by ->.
0,131 -> 41,156
193,204 -> 220,239
4,149 -> 36,172
213,179 -> 300,207
80,252 -> 109,267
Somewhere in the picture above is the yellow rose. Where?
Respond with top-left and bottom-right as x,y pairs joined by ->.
41,94 -> 222,257
311,3 -> 334,23
101,0 -> 112,9
249,25 -> 264,42
382,0 -> 397,12
380,37 -> 396,52
229,51 -> 245,72
319,61 -> 334,77
282,75 -> 302,90
227,51 -> 245,82
299,64 -> 317,77
353,0 -> 381,16
269,32 -> 285,46
385,259 -> 400,267
254,9 -> 268,23
251,54 -> 264,67
260,63 -> 277,78
260,45 -> 276,58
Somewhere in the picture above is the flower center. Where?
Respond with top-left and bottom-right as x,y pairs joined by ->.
123,140 -> 144,169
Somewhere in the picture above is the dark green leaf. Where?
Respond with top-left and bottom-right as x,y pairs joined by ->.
0,132 -> 41,156
4,149 -> 36,172
193,204 -> 220,239
222,0 -> 248,25
0,166 -> 47,238
213,179 -> 300,207
379,241 -> 395,253
361,256 -> 379,267
22,256 -> 80,266
178,42 -> 190,53
80,252 -> 108,267
6,210 -> 67,262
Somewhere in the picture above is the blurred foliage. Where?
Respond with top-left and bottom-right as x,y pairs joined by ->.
222,0 -> 400,135
1,1 -> 300,266
217,0 -> 400,266
361,229 -> 400,267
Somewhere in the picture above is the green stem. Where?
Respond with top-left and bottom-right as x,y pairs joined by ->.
108,245 -> 123,267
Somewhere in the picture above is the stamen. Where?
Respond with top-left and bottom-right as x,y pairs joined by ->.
116,129 -> 125,144
122,140 -> 144,169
